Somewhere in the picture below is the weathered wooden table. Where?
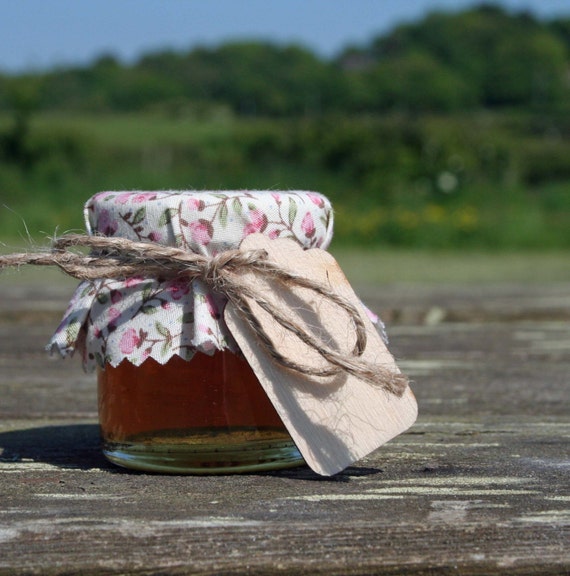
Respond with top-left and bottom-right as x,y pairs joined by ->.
0,270 -> 568,575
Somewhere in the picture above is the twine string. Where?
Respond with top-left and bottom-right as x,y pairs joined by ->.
0,234 -> 408,396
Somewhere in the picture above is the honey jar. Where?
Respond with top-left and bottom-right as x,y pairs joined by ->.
50,190 -> 334,473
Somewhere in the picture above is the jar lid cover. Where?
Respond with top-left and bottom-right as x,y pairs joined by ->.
49,190 -> 334,370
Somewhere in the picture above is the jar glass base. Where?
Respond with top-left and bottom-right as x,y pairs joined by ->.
101,427 -> 304,474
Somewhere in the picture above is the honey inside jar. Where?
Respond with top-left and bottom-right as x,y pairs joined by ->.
97,351 -> 304,473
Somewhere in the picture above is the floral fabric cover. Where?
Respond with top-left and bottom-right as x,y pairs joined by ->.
49,190 -> 335,371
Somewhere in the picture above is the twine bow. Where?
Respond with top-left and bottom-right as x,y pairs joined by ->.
0,234 -> 408,396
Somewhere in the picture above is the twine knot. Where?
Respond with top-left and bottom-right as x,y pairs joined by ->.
198,248 -> 268,293
0,234 -> 408,396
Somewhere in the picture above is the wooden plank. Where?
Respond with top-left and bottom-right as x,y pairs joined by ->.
0,281 -> 568,575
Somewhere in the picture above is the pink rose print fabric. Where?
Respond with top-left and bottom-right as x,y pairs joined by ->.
49,190 -> 335,371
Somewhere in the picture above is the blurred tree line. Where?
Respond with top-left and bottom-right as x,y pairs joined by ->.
0,4 -> 569,249
1,4 -> 569,116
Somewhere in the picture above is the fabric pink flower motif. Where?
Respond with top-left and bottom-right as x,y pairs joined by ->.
133,193 -> 157,203
97,209 -> 118,236
188,219 -> 213,246
107,306 -> 122,331
110,290 -> 122,304
119,328 -> 141,354
148,231 -> 162,243
198,324 -> 214,335
108,307 -> 121,322
308,193 -> 324,207
186,197 -> 202,211
205,293 -> 220,319
243,209 -> 268,236
125,276 -> 144,288
166,279 -> 190,301
301,212 -> 316,238
115,193 -> 132,205
268,229 -> 280,240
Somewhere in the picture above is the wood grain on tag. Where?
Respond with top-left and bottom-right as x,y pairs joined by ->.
224,234 -> 417,476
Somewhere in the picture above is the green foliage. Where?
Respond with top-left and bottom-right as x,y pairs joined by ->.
358,5 -> 569,112
1,4 -> 569,116
1,4 -> 570,249
0,110 -> 569,250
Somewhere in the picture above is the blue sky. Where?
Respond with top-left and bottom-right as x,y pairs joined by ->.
1,0 -> 569,73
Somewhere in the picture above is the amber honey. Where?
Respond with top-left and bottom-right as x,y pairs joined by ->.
97,352 -> 304,473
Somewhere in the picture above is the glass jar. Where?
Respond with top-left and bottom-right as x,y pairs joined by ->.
97,353 -> 303,473
50,190 -> 334,473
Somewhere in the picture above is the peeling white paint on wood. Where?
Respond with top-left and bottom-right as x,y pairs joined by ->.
0,516 -> 266,544
33,493 -> 125,500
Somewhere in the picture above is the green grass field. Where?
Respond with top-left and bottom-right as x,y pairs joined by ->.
1,111 -> 570,253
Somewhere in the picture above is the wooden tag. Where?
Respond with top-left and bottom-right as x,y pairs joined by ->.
224,234 -> 417,476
